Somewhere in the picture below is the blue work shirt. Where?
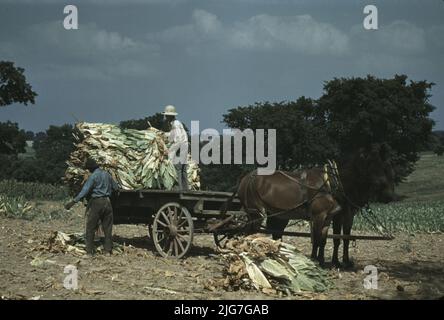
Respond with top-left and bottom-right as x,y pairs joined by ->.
74,168 -> 119,202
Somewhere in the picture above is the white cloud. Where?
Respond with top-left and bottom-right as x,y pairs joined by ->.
1,21 -> 159,79
152,9 -> 350,56
351,20 -> 426,56
229,14 -> 349,55
151,10 -> 223,44
27,21 -> 149,55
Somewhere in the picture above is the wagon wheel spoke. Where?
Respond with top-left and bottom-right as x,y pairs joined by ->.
173,238 -> 179,256
167,241 -> 174,256
177,209 -> 185,220
167,207 -> 174,222
177,233 -> 190,242
156,229 -> 167,242
173,206 -> 178,217
157,233 -> 166,243
161,211 -> 171,225
177,218 -> 188,228
156,219 -> 168,228
175,237 -> 186,253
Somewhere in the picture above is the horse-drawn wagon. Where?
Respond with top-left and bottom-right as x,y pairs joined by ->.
112,189 -> 248,258
111,184 -> 393,260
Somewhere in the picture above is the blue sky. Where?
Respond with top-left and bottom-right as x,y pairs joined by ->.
0,0 -> 443,132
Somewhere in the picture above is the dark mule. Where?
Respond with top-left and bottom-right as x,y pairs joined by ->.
232,167 -> 342,267
331,144 -> 395,268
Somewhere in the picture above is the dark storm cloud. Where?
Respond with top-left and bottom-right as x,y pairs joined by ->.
0,0 -> 443,131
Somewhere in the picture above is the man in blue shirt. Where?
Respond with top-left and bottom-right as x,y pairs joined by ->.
65,158 -> 119,256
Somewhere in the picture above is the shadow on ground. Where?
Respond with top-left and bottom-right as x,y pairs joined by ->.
113,235 -> 217,257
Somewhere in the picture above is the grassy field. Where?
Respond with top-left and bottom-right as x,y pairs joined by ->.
1,152 -> 443,232
0,180 -> 70,201
396,152 -> 444,202
354,152 -> 444,233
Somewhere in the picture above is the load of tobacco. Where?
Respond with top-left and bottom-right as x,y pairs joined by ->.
64,122 -> 200,192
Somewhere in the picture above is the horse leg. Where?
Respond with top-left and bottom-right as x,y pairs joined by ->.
317,203 -> 338,268
266,217 -> 288,240
342,208 -> 355,268
310,214 -> 322,264
332,214 -> 343,267
311,196 -> 340,268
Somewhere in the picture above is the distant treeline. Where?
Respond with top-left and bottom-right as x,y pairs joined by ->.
0,75 -> 442,191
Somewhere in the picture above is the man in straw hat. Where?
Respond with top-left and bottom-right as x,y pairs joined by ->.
162,105 -> 189,190
64,158 -> 119,256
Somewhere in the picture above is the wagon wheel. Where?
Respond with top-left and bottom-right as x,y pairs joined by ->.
213,212 -> 250,249
213,232 -> 233,249
152,202 -> 194,258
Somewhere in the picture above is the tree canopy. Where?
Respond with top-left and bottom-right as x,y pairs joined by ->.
0,61 -> 37,107
120,113 -> 169,131
0,121 -> 27,155
221,75 -> 435,186
223,97 -> 336,170
317,75 -> 435,182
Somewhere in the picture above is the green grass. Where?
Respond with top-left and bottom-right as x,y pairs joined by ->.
0,194 -> 34,220
0,180 -> 70,201
354,200 -> 444,233
0,194 -> 70,221
396,152 -> 444,202
355,152 -> 444,233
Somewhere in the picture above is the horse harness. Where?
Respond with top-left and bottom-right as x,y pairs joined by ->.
245,162 -> 340,225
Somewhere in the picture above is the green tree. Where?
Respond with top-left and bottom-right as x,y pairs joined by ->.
33,124 -> 75,184
0,121 -> 27,180
120,112 -> 190,133
0,61 -> 37,107
0,121 -> 27,154
120,113 -> 168,131
223,97 -> 336,170
317,75 -> 435,183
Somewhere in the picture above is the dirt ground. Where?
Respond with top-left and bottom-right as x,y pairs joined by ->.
1,202 -> 443,300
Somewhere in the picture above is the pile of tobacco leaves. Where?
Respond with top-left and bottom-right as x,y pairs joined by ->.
206,234 -> 333,295
65,122 -> 200,192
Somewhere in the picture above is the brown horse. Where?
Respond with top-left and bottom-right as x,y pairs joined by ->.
225,143 -> 396,268
229,167 -> 342,267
